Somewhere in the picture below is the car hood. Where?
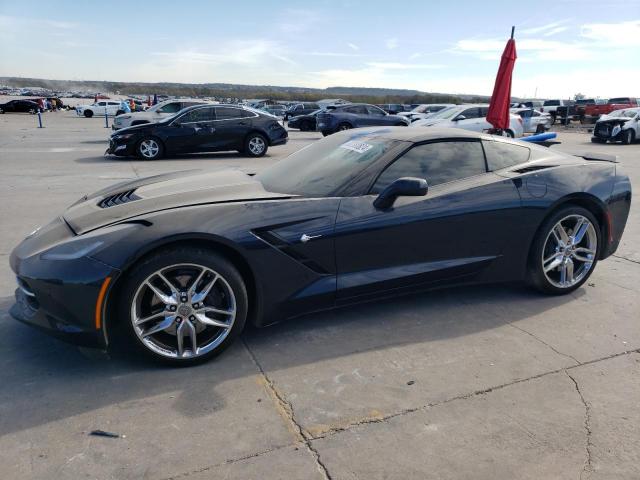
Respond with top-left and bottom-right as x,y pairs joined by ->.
411,118 -> 446,127
597,115 -> 633,122
63,169 -> 293,234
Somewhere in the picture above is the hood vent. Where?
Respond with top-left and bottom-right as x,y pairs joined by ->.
98,189 -> 140,208
513,165 -> 556,174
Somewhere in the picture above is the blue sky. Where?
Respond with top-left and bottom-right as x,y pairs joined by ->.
1,0 -> 639,98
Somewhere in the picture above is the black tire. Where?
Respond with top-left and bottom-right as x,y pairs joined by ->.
337,123 -> 352,131
549,113 -> 556,125
505,129 -> 515,138
29,108 -> 36,114
591,137 -> 606,143
528,205 -> 600,295
136,136 -> 164,160
299,120 -> 311,132
535,124 -> 546,134
0,108 -> 4,114
84,110 -> 93,118
114,247 -> 248,365
243,133 -> 268,157
621,129 -> 635,145
321,131 -> 331,137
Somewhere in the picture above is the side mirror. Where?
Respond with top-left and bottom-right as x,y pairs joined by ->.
453,115 -> 466,121
373,177 -> 428,210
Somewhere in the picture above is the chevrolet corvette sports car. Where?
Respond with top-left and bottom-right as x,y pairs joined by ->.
10,128 -> 631,364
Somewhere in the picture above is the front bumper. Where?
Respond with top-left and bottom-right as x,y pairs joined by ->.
592,124 -> 626,141
10,221 -> 119,348
107,138 -> 137,156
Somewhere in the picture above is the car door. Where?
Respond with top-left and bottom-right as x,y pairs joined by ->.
155,102 -> 183,121
163,106 -> 217,153
334,139 -> 522,301
208,106 -> 254,151
94,102 -> 107,115
364,105 -> 390,126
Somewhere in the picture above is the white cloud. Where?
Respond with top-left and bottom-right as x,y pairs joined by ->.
454,38 -> 591,61
386,37 -> 399,50
542,26 -> 568,36
521,20 -> 570,35
347,43 -> 360,51
581,20 -> 640,46
366,62 -> 444,70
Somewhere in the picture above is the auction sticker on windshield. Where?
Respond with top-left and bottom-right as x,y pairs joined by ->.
340,141 -> 373,154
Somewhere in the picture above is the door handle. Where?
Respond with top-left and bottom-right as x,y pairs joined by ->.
300,233 -> 322,243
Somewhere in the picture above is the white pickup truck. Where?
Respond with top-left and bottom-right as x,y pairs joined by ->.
112,99 -> 210,130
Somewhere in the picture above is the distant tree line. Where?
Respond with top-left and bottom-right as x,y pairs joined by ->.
0,77 -> 490,105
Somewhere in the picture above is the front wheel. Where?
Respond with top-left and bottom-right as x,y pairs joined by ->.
504,129 -> 515,138
84,110 -> 93,118
621,129 -> 635,145
244,133 -> 268,157
337,123 -> 352,131
535,124 -> 546,134
137,137 -> 164,160
116,247 -> 248,365
528,206 -> 600,295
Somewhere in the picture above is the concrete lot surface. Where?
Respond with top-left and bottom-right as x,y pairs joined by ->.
0,111 -> 638,479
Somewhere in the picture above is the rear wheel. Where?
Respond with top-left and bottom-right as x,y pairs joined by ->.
137,137 -> 164,160
621,129 -> 635,145
116,247 -> 248,365
321,131 -> 331,137
338,123 -> 352,131
84,110 -> 93,118
244,133 -> 268,157
299,120 -> 311,132
528,206 -> 600,295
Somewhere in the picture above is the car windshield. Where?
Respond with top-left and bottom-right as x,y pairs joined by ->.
428,106 -> 461,120
607,109 -> 638,118
257,134 -> 401,196
609,98 -> 630,104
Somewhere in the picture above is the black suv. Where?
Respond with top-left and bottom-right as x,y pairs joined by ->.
284,102 -> 320,120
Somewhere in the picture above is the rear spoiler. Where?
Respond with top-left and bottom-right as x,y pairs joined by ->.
580,152 -> 618,163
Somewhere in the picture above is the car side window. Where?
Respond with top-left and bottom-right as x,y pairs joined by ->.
239,109 -> 256,118
371,141 -> 486,194
460,108 -> 480,119
157,102 -> 181,114
97,102 -> 106,106
343,106 -> 367,114
215,106 -> 243,120
367,106 -> 386,116
483,140 -> 530,170
178,107 -> 215,123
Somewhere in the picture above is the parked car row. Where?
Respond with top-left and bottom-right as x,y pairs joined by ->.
411,105 -> 524,138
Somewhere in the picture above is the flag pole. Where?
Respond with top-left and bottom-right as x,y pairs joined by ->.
511,26 -> 515,39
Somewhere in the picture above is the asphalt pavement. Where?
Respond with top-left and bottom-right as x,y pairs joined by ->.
0,110 -> 638,479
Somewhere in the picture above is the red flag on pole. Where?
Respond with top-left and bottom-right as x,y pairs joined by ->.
487,28 -> 517,131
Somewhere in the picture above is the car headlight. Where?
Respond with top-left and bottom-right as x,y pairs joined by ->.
112,133 -> 135,140
41,239 -> 104,260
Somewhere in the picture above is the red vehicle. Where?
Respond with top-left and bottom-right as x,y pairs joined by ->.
583,97 -> 639,123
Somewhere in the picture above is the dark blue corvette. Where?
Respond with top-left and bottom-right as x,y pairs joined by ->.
317,103 -> 409,136
10,128 -> 631,364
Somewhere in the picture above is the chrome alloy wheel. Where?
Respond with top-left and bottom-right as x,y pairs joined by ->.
139,139 -> 160,158
541,214 -> 598,289
248,136 -> 265,155
131,264 -> 237,359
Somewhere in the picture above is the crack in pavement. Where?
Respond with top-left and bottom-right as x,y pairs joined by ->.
612,254 -> 640,266
162,347 -> 639,479
242,338 -> 333,480
508,323 -> 581,365
565,371 -> 594,479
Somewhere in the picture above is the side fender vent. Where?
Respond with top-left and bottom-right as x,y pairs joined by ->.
98,189 -> 140,208
513,165 -> 557,174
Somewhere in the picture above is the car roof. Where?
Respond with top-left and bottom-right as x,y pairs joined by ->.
333,126 -> 488,143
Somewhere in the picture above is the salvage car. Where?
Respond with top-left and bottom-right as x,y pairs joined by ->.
583,97 -> 639,124
107,104 -> 287,159
316,103 -> 409,135
397,104 -> 455,123
511,108 -> 551,134
0,99 -> 40,114
591,108 -> 639,145
10,128 -> 631,364
287,109 -> 320,131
